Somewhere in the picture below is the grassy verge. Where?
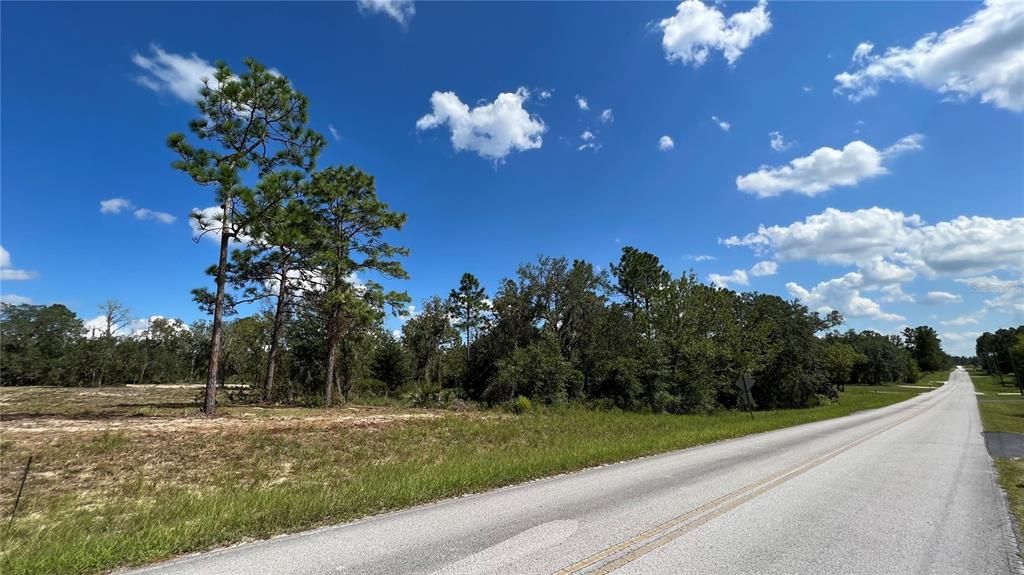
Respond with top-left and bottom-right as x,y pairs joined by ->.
1,384 -> 922,575
969,370 -> 1024,549
911,370 -> 949,388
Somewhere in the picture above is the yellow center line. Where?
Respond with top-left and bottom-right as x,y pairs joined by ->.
553,394 -> 941,575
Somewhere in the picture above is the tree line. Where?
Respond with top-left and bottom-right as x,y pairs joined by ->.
0,57 -> 972,414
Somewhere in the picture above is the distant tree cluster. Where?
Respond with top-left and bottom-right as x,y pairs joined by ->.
976,327 -> 1024,387
0,302 -> 208,387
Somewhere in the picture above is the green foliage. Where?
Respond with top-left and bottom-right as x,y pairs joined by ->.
511,395 -> 533,414
370,333 -> 412,392
485,334 -> 582,405
0,303 -> 83,386
902,325 -> 948,372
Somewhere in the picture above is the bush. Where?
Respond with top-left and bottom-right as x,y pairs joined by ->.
511,395 -> 533,414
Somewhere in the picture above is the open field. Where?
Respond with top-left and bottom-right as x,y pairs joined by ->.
1,383 -> 928,575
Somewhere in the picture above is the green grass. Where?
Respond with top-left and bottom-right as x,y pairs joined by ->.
911,370 -> 949,388
0,384 -> 924,575
969,369 -> 1023,397
968,370 -> 1024,547
995,459 -> 1024,547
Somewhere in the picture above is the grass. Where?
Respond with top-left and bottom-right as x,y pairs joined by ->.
968,369 -> 1024,549
0,383 -> 925,575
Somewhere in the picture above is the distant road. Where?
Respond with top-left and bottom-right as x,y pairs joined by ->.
129,370 -> 1019,575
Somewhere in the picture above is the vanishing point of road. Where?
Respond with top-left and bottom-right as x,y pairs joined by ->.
130,369 -> 1019,575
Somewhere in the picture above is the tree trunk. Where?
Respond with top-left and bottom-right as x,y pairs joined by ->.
325,308 -> 340,406
264,270 -> 289,402
204,201 -> 231,416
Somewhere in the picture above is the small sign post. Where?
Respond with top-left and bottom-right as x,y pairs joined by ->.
734,374 -> 756,419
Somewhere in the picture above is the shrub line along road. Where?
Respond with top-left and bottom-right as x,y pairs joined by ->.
127,370 -> 1018,575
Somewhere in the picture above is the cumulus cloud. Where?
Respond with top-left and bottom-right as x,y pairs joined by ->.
0,294 -> 32,305
749,260 -> 778,277
538,90 -> 553,100
941,312 -> 982,326
578,129 -> 601,152
100,198 -> 133,214
923,290 -> 962,304
710,260 -> 777,288
659,0 -> 772,67
356,0 -> 415,27
575,95 -> 589,110
834,0 -> 1024,111
880,284 -> 915,303
134,208 -> 176,224
659,135 -> 675,151
709,269 -> 749,289
416,88 -> 546,161
722,207 -> 1024,278
190,205 -> 253,244
132,45 -> 217,103
328,124 -> 341,140
786,273 -> 905,322
0,246 -> 37,281
692,254 -> 716,262
955,275 -> 1024,294
600,109 -> 614,123
711,115 -> 731,131
768,130 -> 791,151
736,134 -> 923,198
102,198 -> 176,225
851,41 -> 875,64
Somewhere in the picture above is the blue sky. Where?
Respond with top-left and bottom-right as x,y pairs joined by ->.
1,0 -> 1022,355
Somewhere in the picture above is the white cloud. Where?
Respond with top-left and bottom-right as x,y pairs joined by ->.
538,90 -> 553,100
600,109 -> 614,123
749,260 -> 778,277
328,124 -> 340,141
578,130 -> 600,152
575,95 -> 589,110
722,207 -> 1024,278
693,254 -> 716,262
851,41 -> 875,64
802,86 -> 813,93
709,269 -> 749,289
659,0 -> 772,67
835,0 -> 1024,112
659,135 -> 675,151
0,294 -> 32,305
356,0 -> 415,27
768,130 -> 791,151
0,246 -> 37,281
923,290 -> 962,304
134,208 -> 176,224
190,205 -> 253,244
103,198 -> 176,225
941,312 -> 982,326
735,134 -> 922,198
955,275 -> 1024,294
416,87 -> 546,161
100,198 -> 133,214
711,115 -> 731,131
132,45 -> 217,103
786,273 -> 905,322
880,284 -> 915,303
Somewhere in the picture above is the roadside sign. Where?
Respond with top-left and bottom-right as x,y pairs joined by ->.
734,374 -> 756,417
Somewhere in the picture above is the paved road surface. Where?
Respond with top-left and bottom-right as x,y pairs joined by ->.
129,369 -> 1019,575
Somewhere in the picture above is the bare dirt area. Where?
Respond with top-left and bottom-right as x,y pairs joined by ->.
0,385 -> 451,540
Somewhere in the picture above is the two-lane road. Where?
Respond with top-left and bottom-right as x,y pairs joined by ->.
131,370 -> 1019,574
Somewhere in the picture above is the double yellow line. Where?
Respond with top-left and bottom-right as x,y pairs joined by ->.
554,396 -> 940,574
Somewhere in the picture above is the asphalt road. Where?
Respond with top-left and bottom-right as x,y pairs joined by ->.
129,369 -> 1019,575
